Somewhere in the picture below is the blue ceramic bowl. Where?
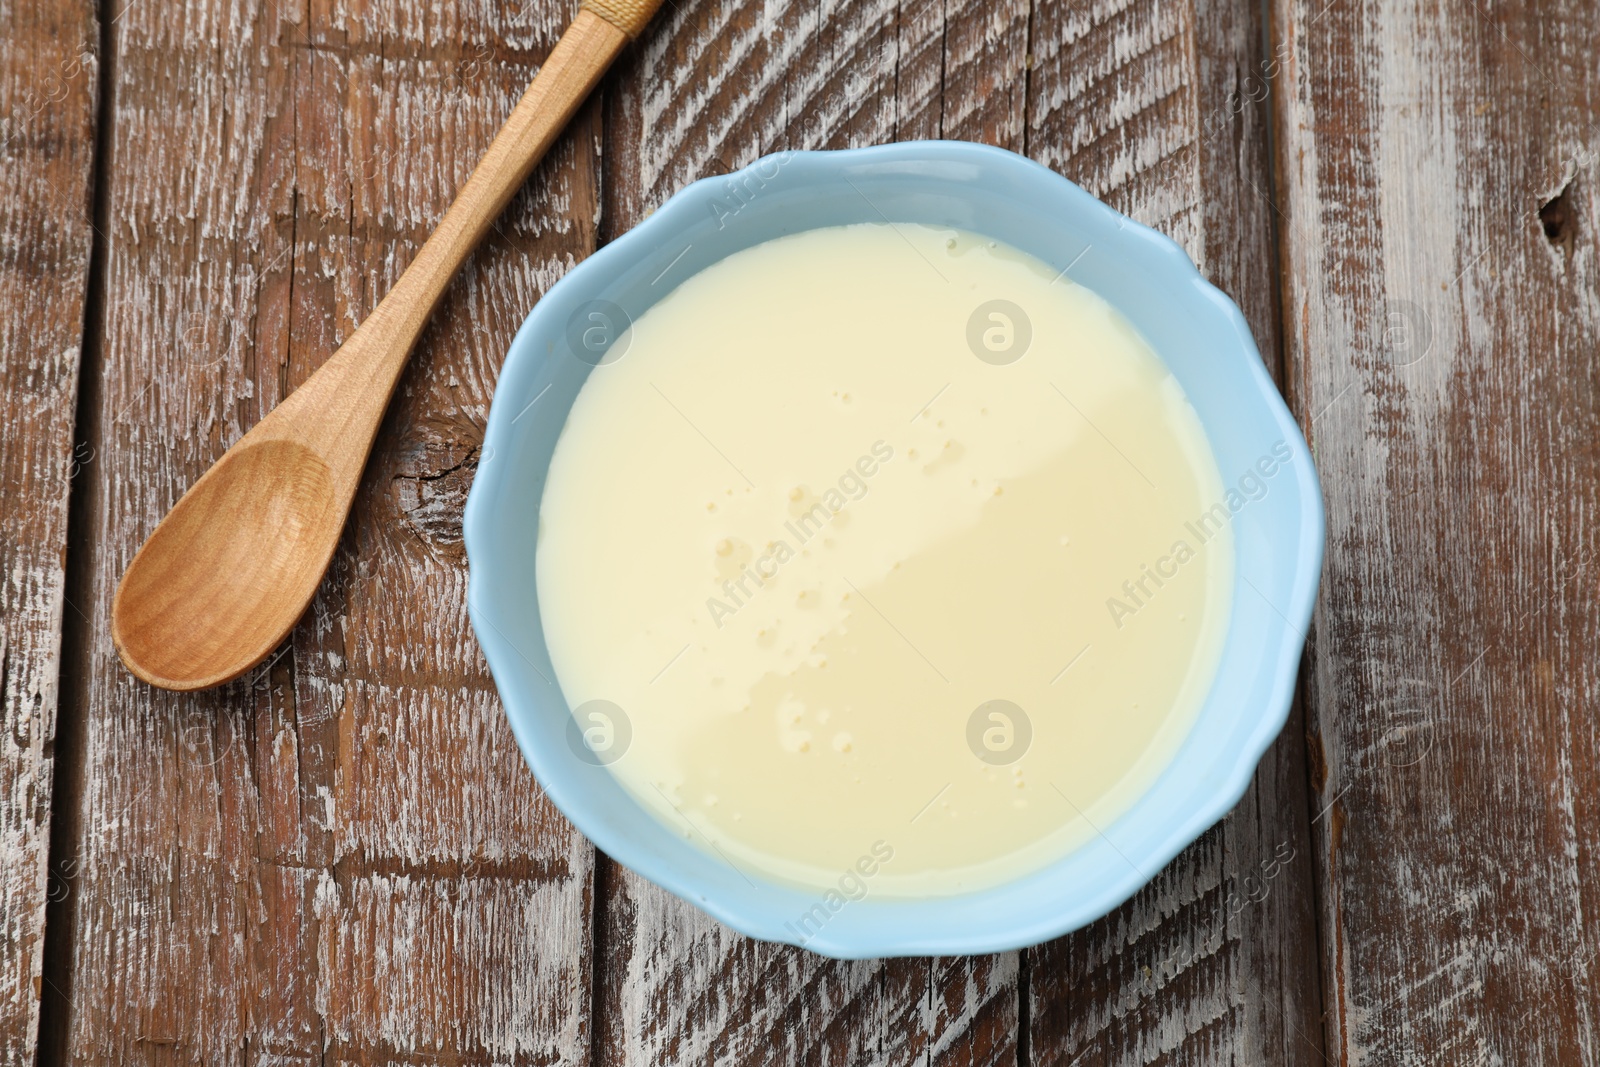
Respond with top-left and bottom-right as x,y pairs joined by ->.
463,140 -> 1323,959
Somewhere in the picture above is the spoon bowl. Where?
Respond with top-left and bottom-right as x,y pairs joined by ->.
112,441 -> 337,690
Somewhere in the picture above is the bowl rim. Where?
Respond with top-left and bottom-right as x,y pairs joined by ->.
464,139 -> 1325,959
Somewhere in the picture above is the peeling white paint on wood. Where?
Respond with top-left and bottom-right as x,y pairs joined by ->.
59,0 -> 598,1063
0,0 -> 98,1057
601,868 -> 1020,1066
20,0 -> 1586,1059
1024,0 -> 1326,1061
1273,0 -> 1600,1059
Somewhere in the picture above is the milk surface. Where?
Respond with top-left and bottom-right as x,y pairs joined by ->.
537,223 -> 1233,896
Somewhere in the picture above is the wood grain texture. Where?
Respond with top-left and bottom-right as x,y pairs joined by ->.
0,0 -> 98,1057
1022,0 -> 1327,1062
594,2 -> 1029,1063
1270,0 -> 1600,1060
55,0 -> 600,1061
33,0 -> 1596,1060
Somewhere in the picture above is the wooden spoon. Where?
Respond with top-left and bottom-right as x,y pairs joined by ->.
112,0 -> 664,691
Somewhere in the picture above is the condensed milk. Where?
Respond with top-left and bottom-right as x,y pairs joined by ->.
537,222 -> 1233,896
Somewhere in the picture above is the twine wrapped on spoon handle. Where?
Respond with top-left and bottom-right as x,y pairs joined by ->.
581,0 -> 663,37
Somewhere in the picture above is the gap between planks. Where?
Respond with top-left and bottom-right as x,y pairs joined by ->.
35,0 -> 120,1058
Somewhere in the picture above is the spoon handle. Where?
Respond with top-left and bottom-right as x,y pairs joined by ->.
251,0 -> 662,485
359,2 -> 659,371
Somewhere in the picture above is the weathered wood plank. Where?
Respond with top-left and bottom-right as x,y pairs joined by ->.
1270,0 -> 1600,1060
0,0 -> 98,1057
56,0 -> 599,1061
594,1 -> 1028,1063
1023,0 -> 1327,1061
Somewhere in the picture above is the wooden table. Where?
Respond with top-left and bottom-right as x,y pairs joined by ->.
3,0 -> 1595,1061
